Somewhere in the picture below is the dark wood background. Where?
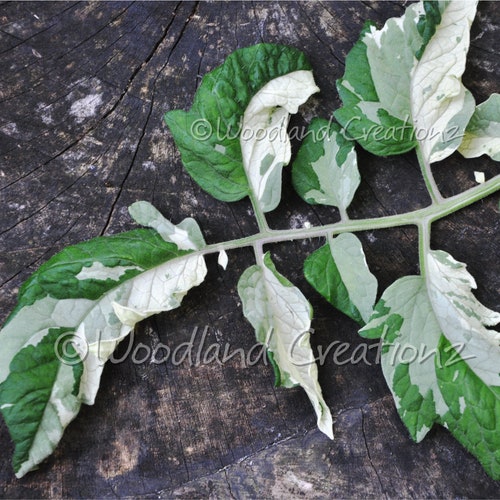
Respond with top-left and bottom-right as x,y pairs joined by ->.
1,1 -> 499,497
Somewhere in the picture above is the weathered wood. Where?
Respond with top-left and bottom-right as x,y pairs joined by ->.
0,1 -> 499,497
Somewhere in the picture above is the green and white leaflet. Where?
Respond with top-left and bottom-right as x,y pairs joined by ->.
335,0 -> 477,165
359,249 -> 500,477
238,252 -> 333,439
0,225 -> 207,477
292,118 -> 360,219
0,0 -> 499,481
459,93 -> 500,161
304,233 -> 378,326
163,43 -> 314,204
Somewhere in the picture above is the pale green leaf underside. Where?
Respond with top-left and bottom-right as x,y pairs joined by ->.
241,70 -> 319,213
129,201 -> 206,250
459,93 -> 500,161
237,252 -> 333,439
363,2 -> 421,123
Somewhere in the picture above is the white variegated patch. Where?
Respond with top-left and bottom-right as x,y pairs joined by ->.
0,296 -> 93,385
410,1 -> 478,163
238,253 -> 333,439
329,233 -> 377,324
426,250 -> 500,387
241,70 -> 319,213
75,262 -> 142,281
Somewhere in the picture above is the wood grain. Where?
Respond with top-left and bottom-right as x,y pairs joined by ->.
0,2 -> 499,497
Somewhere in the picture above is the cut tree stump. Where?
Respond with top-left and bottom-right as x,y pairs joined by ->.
0,2 -> 499,498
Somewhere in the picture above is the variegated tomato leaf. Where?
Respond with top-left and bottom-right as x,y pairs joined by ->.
458,93 -> 500,161
304,233 -> 377,325
360,276 -> 445,442
237,252 -> 333,439
164,43 -> 317,208
1,3 -> 499,482
359,249 -> 500,480
0,206 -> 207,477
410,1 -> 477,163
0,328 -> 83,478
335,0 -> 477,164
425,250 -> 500,387
129,200 -> 206,250
334,13 -> 419,156
292,118 -> 360,213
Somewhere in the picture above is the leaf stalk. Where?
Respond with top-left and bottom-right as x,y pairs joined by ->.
197,174 -> 499,258
416,146 -> 444,205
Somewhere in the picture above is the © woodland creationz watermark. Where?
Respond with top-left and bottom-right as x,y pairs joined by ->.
188,114 -> 466,146
53,325 -> 471,369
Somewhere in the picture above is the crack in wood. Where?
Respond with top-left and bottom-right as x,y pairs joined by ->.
360,407 -> 387,498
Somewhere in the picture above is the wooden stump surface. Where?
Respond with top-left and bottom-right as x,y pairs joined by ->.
0,1 -> 499,497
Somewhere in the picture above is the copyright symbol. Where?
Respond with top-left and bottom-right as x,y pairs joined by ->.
54,331 -> 89,366
191,119 -> 212,140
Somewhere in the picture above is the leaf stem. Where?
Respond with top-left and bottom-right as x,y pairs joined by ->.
253,240 -> 265,265
417,218 -> 432,278
339,207 -> 349,222
249,192 -> 270,233
248,192 -> 269,264
416,146 -> 444,205
197,174 -> 499,257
